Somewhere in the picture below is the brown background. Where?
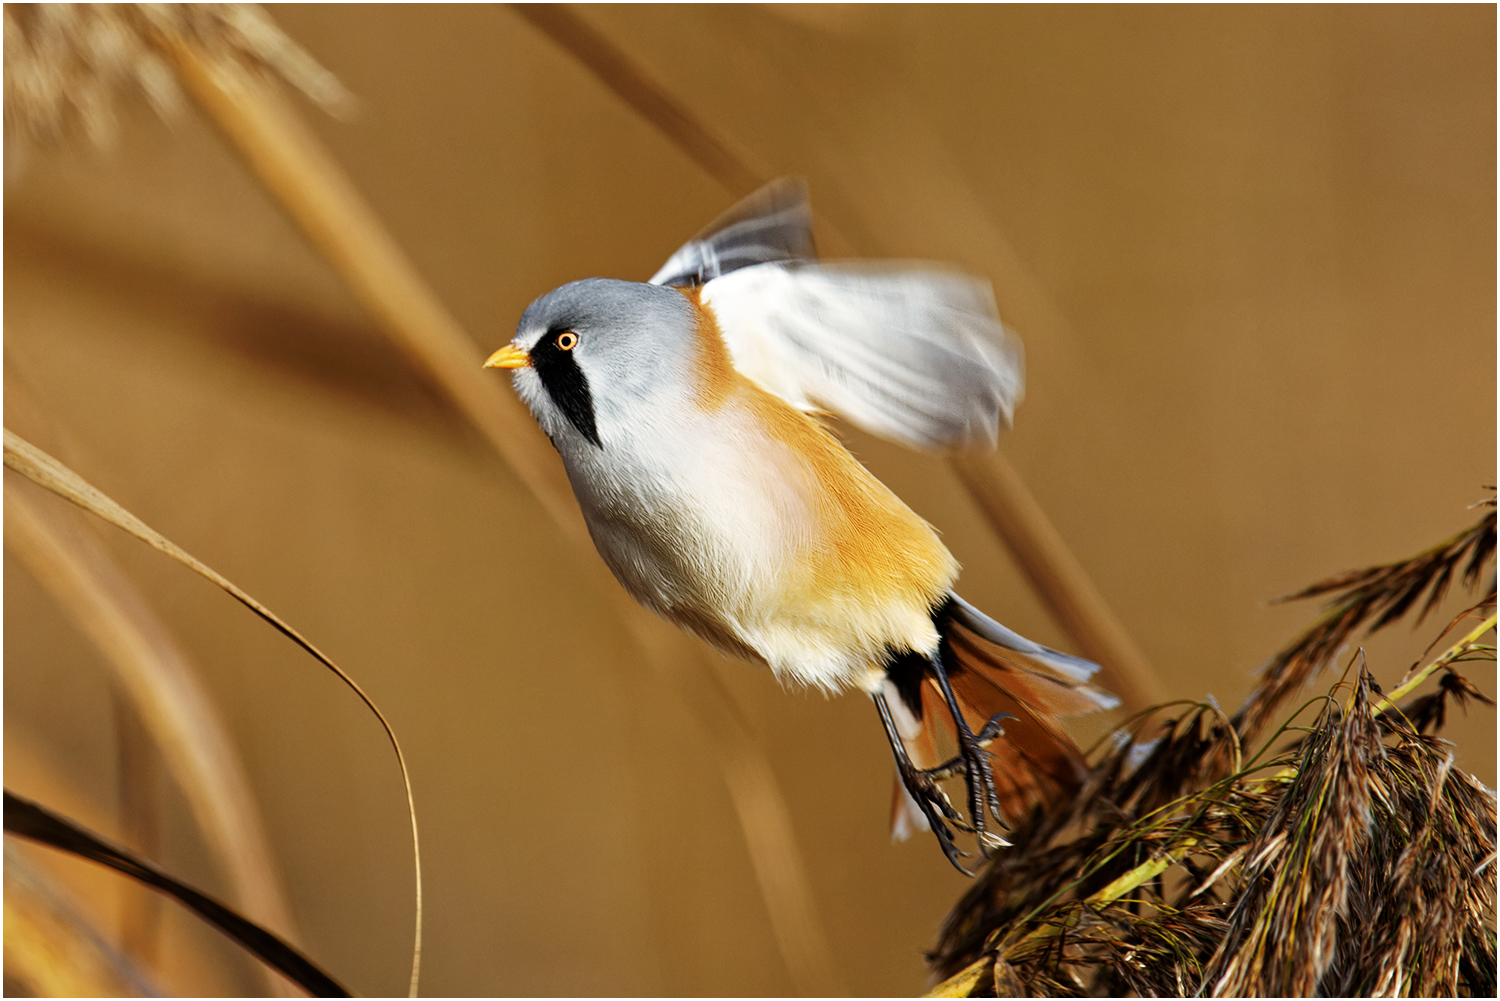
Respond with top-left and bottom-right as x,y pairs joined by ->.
5,5 -> 1495,996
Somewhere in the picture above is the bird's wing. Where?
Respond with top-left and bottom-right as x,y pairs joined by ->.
699,261 -> 1024,452
649,178 -> 815,287
653,177 -> 1024,451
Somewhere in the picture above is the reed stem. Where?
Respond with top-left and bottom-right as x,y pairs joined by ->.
157,33 -> 843,997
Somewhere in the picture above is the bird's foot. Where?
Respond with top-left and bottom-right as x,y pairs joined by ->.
895,757 -> 974,874
935,713 -> 1013,858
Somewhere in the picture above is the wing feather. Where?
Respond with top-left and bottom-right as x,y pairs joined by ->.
700,261 -> 1025,451
649,178 -> 815,287
651,178 -> 1024,452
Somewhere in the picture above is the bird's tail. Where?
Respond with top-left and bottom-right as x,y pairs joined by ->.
887,594 -> 1120,840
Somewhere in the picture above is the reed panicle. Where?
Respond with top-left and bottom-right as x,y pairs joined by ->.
927,500 -> 1497,997
1235,500 -> 1495,746
3,2 -> 350,157
1207,677 -> 1379,994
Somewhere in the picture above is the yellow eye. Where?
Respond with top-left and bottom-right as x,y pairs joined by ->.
557,332 -> 579,351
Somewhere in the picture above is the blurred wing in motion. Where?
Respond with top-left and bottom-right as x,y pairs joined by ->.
651,178 -> 1024,452
701,261 -> 1024,451
649,177 -> 816,287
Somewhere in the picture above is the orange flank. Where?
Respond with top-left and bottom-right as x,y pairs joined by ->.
680,287 -> 957,652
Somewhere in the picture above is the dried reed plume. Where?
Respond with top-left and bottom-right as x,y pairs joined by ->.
3,2 -> 349,157
927,500 -> 1497,997
1236,502 -> 1496,745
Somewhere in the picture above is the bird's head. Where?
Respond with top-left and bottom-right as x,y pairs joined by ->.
485,278 -> 700,452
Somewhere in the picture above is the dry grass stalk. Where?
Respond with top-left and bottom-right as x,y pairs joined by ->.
3,428 -> 423,996
4,478 -> 298,980
926,502 -> 1497,997
3,377 -> 302,994
151,17 -> 845,994
114,695 -> 165,967
5,792 -> 351,996
1235,503 -> 1495,745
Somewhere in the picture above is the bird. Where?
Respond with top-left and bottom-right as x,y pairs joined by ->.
484,179 -> 1117,872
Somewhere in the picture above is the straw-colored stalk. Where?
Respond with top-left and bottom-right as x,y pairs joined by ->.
113,695 -> 164,968
4,480 -> 301,993
4,429 -> 423,998
148,22 -> 846,996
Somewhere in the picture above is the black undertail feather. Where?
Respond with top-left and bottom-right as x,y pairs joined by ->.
884,649 -> 930,721
883,596 -> 962,720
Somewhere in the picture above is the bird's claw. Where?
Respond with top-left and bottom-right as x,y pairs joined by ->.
880,693 -> 1016,874
975,712 -> 1011,745
896,758 -> 975,873
949,712 -> 1015,859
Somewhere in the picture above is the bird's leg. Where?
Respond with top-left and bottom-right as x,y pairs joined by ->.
872,691 -> 973,875
926,645 -> 1010,853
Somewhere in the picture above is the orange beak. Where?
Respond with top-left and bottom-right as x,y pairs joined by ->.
483,344 -> 531,370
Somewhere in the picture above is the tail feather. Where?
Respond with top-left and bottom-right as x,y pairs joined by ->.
953,670 -> 1086,785
944,627 -> 1109,724
947,594 -> 1119,712
888,594 -> 1118,840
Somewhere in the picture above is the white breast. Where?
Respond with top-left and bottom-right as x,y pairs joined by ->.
558,391 -> 947,694
561,398 -> 810,657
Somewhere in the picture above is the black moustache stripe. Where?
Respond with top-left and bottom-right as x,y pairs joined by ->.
531,333 -> 602,448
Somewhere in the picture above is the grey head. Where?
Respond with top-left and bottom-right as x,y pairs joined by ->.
508,277 -> 700,452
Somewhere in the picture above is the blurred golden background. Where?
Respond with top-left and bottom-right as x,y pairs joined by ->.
5,5 -> 1494,996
